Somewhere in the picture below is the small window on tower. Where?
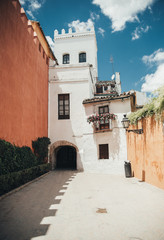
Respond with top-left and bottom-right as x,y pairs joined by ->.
79,52 -> 86,63
63,54 -> 70,64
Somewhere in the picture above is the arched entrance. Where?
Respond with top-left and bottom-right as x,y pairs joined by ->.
49,140 -> 79,170
56,146 -> 76,169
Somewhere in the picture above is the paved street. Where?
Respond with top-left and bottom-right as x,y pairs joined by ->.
0,171 -> 164,240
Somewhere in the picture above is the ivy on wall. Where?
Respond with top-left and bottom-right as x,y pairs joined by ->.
128,86 -> 164,125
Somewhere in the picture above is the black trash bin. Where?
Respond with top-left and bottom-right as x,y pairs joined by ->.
124,161 -> 132,177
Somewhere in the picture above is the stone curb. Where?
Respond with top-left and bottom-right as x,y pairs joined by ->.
0,171 -> 51,201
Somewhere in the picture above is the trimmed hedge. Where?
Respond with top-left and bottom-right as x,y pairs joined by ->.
0,139 -> 37,175
0,163 -> 51,196
32,137 -> 51,164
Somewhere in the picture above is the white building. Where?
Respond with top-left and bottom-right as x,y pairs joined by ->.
48,27 -> 136,174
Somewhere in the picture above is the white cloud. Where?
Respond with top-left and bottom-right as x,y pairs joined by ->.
92,0 -> 155,32
141,64 -> 164,92
148,6 -> 153,14
68,11 -> 100,34
46,36 -> 55,52
90,12 -> 100,21
132,29 -> 140,40
98,27 -> 105,37
20,0 -> 44,19
26,10 -> 35,19
29,0 -> 42,11
142,49 -> 164,66
132,25 -> 150,40
141,49 -> 164,92
68,19 -> 94,32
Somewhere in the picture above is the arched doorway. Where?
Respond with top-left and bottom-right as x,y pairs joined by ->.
56,145 -> 76,169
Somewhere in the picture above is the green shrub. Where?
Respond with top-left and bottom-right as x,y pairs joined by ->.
0,139 -> 37,175
15,146 -> 37,170
32,137 -> 51,164
0,140 -> 17,175
0,163 -> 51,196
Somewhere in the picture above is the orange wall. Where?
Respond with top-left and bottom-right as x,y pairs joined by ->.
127,115 -> 164,190
0,0 -> 48,147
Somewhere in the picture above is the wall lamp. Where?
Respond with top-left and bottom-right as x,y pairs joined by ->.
121,114 -> 143,134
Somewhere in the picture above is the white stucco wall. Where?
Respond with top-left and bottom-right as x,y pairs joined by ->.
49,64 -> 95,171
82,99 -> 131,174
135,91 -> 147,106
49,64 -> 131,174
129,90 -> 147,106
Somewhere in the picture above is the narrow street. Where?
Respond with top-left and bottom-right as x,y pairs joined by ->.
0,171 -> 164,240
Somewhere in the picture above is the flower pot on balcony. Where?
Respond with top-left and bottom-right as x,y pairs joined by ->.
105,118 -> 109,123
100,119 -> 104,124
95,121 -> 99,128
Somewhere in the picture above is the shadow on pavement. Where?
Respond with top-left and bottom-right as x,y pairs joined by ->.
0,170 -> 77,240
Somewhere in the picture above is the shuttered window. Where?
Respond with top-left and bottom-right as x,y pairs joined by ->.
99,105 -> 109,114
58,94 -> 70,119
99,144 -> 109,159
99,106 -> 109,130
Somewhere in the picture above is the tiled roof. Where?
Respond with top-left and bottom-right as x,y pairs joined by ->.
83,92 -> 133,104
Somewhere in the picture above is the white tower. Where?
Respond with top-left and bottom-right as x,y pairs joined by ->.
54,27 -> 98,76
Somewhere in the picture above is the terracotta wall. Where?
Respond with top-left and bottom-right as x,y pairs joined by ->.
127,115 -> 164,189
0,0 -> 48,147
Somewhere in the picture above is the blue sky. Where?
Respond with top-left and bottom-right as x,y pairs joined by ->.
20,0 -> 164,93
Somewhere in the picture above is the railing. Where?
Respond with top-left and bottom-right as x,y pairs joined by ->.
87,113 -> 116,133
94,119 -> 112,132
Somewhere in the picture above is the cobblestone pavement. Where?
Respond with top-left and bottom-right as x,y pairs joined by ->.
0,171 -> 164,240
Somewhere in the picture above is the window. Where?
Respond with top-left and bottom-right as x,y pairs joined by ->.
99,105 -> 109,114
79,52 -> 86,63
96,86 -> 103,94
99,105 -> 109,130
99,144 -> 109,159
63,54 -> 70,64
104,86 -> 108,91
58,94 -> 70,119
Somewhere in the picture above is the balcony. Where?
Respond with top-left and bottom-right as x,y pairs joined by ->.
87,113 -> 116,133
94,120 -> 112,133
